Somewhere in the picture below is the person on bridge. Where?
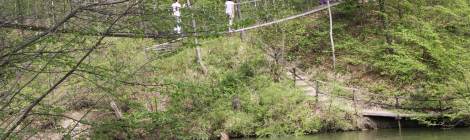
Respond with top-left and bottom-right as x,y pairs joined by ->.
225,0 -> 236,32
172,0 -> 186,34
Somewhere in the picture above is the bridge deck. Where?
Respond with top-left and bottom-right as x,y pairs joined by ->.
362,110 -> 438,118
362,110 -> 412,118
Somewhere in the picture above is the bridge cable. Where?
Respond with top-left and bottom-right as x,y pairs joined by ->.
146,2 -> 343,50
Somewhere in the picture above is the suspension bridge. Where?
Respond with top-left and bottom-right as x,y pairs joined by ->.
1,0 -> 457,119
146,1 -> 343,50
1,0 -> 344,50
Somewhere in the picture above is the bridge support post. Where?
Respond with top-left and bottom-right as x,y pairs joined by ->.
395,96 -> 402,131
397,116 -> 402,131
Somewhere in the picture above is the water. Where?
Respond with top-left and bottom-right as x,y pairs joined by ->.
241,128 -> 470,140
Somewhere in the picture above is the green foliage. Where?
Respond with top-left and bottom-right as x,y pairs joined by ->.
320,106 -> 355,132
279,0 -> 470,116
4,0 -> 470,139
255,82 -> 321,137
86,37 -> 336,139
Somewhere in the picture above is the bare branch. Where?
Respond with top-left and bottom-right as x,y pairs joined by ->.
0,0 -> 131,68
0,1 -> 139,139
0,21 -> 173,39
30,113 -> 93,125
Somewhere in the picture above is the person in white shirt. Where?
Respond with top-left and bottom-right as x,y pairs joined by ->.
172,0 -> 183,34
225,0 -> 235,32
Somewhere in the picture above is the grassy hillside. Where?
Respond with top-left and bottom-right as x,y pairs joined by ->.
263,0 -> 470,115
72,37 -> 354,139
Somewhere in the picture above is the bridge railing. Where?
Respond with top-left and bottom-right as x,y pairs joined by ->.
290,67 -> 469,116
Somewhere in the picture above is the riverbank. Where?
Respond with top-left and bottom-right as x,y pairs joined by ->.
239,128 -> 470,140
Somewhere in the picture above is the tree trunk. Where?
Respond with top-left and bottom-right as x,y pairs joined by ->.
51,0 -> 57,25
153,0 -> 158,14
139,2 -> 147,34
327,0 -> 337,112
327,0 -> 336,74
16,0 -> 24,35
378,0 -> 392,45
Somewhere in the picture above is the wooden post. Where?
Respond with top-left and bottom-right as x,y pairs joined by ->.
353,89 -> 358,116
186,0 -> 198,44
187,0 -> 207,74
315,80 -> 319,103
395,96 -> 401,130
236,0 -> 244,40
292,68 -> 296,83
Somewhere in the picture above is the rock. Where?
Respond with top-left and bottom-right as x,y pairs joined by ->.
220,132 -> 230,140
361,117 -> 378,130
232,96 -> 241,110
110,101 -> 123,119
